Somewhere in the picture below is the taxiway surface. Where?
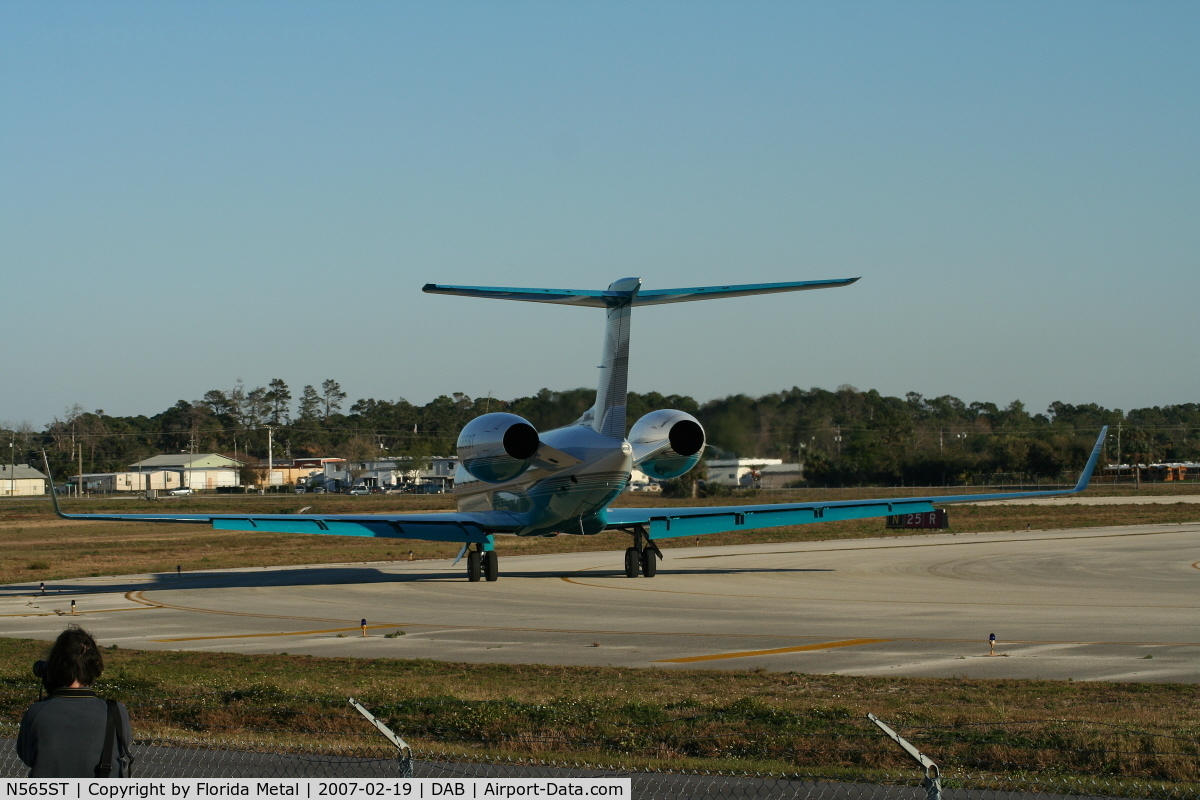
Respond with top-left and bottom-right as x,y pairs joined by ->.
2,522 -> 1197,682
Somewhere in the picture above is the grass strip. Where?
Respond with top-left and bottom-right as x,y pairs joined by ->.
0,638 -> 1195,787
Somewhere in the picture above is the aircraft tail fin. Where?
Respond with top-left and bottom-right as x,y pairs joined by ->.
589,278 -> 639,437
424,276 -> 859,438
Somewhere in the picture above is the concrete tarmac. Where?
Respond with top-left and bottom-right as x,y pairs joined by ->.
2,522 -> 1198,682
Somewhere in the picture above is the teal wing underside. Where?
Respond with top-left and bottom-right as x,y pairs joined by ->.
608,427 -> 1108,539
45,509 -> 515,545
605,498 -> 939,539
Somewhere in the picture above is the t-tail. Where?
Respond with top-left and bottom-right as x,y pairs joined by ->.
423,276 -> 859,438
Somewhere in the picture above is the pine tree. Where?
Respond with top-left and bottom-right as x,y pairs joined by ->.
321,379 -> 347,420
297,385 -> 322,422
266,379 -> 292,425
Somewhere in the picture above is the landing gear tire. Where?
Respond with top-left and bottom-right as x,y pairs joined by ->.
483,550 -> 498,582
641,548 -> 656,578
624,547 -> 639,578
467,550 -> 482,582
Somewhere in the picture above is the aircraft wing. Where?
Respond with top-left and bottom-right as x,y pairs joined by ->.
43,491 -> 525,548
608,427 -> 1108,540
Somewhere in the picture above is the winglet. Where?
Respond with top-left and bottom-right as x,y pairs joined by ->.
41,450 -> 70,520
1070,426 -> 1108,493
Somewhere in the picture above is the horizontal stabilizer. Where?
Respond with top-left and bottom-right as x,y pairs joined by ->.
423,277 -> 859,308
423,283 -> 610,306
634,278 -> 859,306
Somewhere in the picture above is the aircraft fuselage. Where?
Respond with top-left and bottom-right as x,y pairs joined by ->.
454,424 -> 632,537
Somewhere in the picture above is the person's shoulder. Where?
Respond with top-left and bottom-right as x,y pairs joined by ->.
103,698 -> 131,718
20,698 -> 52,722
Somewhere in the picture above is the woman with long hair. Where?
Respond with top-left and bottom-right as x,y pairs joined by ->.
17,625 -> 131,777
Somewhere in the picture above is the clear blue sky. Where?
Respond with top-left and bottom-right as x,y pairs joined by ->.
2,1 -> 1197,428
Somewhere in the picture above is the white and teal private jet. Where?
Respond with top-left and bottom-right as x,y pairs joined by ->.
47,278 -> 1106,582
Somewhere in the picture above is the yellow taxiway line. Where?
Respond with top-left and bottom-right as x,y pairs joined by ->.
654,638 -> 890,663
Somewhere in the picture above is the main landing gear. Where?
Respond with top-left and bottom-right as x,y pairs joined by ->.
466,542 -> 499,582
624,525 -> 661,578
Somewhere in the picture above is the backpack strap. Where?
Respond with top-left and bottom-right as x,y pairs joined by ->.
112,700 -> 132,777
94,700 -> 118,778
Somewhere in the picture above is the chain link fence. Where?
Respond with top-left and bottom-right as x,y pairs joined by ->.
0,692 -> 1195,799
0,737 -> 1192,800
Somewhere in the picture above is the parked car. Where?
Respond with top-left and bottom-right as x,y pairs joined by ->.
294,487 -> 306,494
347,486 -> 370,495
166,487 -> 193,496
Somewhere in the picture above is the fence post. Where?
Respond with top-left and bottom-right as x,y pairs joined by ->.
349,697 -> 413,778
867,713 -> 941,800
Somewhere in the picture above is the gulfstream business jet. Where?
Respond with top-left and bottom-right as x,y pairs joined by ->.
47,278 -> 1106,582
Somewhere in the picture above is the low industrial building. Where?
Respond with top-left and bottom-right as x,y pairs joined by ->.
129,453 -> 243,491
758,463 -> 803,488
0,464 -> 48,496
349,456 -> 459,491
283,457 -> 346,488
1101,462 -> 1200,483
705,458 -> 784,488
72,470 -> 182,493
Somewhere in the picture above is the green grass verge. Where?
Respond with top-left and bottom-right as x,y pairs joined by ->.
0,638 -> 1195,786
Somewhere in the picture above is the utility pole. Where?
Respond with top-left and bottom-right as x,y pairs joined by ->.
70,429 -> 76,497
77,442 -> 83,498
9,438 -> 15,498
1116,422 -> 1123,483
267,426 -> 273,493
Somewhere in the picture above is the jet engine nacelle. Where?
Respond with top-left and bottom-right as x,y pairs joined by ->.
457,412 -> 541,483
629,409 -> 705,480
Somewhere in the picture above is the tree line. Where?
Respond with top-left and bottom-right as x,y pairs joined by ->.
5,379 -> 1199,486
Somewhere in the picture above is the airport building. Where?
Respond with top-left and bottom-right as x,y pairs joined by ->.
758,462 -> 804,488
0,464 -> 48,496
71,470 -> 182,493
129,453 -> 243,491
289,458 -> 350,490
1102,462 -> 1200,483
349,456 -> 459,491
705,458 -> 790,488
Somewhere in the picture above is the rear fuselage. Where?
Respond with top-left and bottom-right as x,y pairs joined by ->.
454,423 -> 632,536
